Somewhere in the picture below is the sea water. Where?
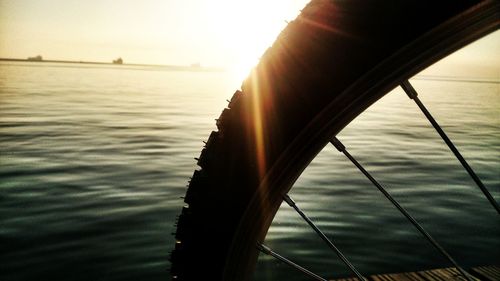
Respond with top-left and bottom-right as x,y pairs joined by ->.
0,61 -> 498,280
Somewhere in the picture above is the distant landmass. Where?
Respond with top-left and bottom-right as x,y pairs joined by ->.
112,57 -> 123,64
27,55 -> 43,61
0,57 -> 224,72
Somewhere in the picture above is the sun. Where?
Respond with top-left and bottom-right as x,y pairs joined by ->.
206,0 -> 309,81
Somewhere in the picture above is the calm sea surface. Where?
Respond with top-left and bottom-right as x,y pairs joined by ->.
1,61 -> 498,280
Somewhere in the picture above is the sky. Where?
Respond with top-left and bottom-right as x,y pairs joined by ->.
0,0 -> 498,78
0,0 -> 308,71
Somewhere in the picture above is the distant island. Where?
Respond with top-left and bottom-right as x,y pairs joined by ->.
112,57 -> 123,64
27,55 -> 43,61
0,56 -> 225,72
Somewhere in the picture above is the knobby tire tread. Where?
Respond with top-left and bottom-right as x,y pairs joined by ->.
169,1 -> 498,280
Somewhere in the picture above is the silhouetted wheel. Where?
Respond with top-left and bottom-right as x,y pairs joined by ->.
170,1 -> 498,280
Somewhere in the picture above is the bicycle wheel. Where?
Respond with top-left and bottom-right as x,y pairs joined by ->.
170,1 -> 498,280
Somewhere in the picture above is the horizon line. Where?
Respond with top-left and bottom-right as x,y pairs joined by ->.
1,58 -> 498,84
0,57 -> 226,71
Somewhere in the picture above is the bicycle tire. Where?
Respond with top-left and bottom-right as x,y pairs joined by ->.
170,1 -> 498,280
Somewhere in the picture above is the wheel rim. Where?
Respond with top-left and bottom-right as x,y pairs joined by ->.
222,2 -> 499,280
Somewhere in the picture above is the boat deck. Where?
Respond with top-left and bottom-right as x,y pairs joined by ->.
334,265 -> 500,281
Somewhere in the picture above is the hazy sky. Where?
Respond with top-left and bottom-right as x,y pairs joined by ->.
0,0 -> 498,77
0,0 -> 307,70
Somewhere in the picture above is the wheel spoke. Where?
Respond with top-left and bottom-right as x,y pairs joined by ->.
401,80 -> 499,214
256,243 -> 328,281
330,137 -> 474,281
283,194 -> 367,281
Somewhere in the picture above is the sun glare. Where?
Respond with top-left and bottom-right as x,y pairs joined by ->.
206,0 -> 308,81
0,0 -> 309,75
